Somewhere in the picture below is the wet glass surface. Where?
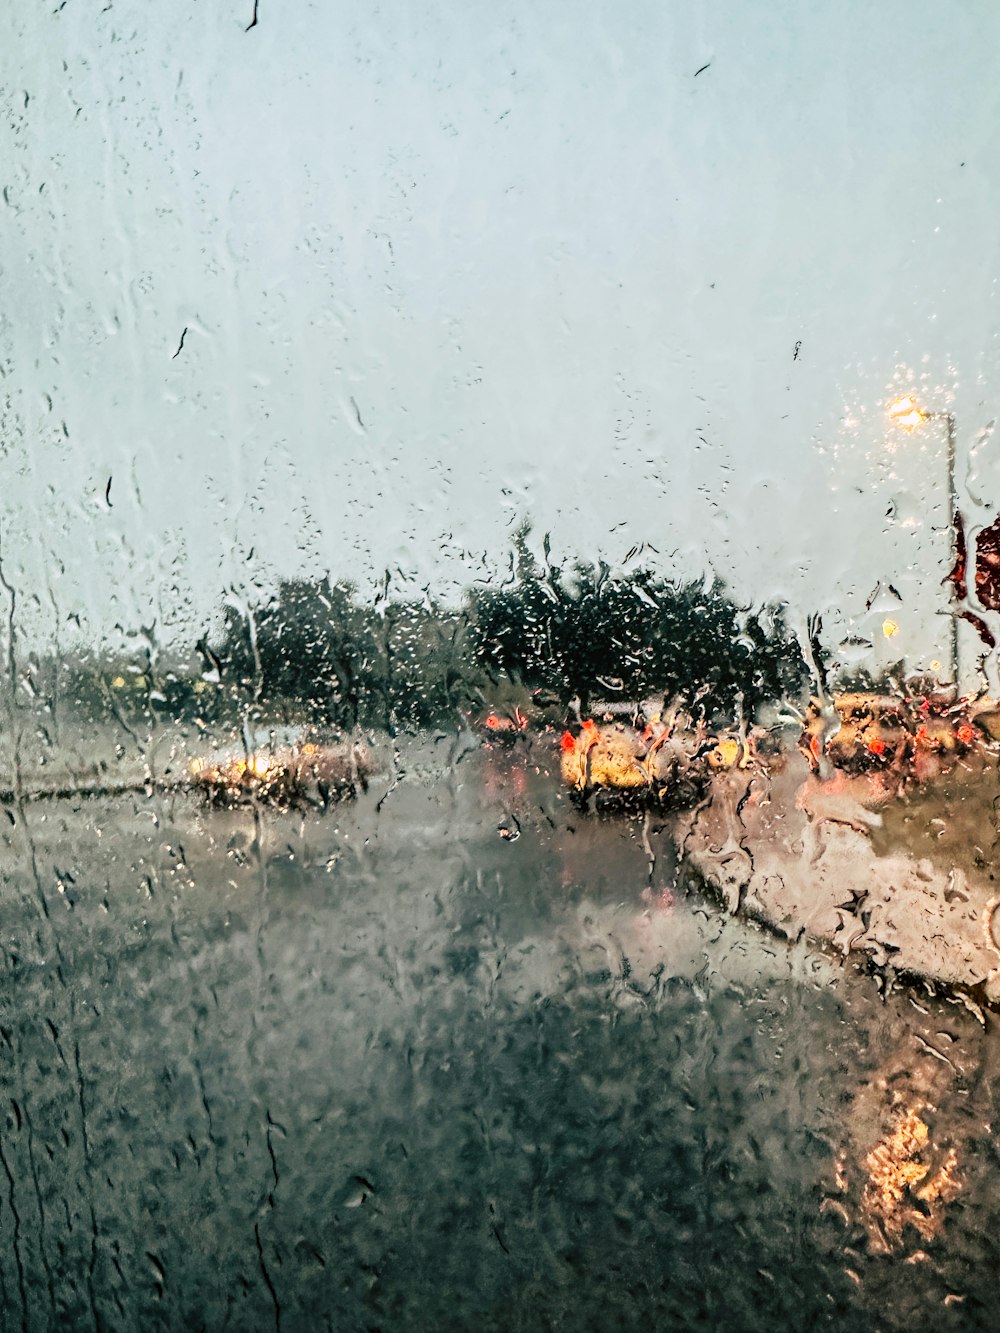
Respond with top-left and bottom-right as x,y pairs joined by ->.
6,1 -> 1000,1328
0,740 -> 997,1331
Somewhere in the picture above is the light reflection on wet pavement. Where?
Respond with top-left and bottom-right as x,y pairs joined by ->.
1,737 -> 998,1330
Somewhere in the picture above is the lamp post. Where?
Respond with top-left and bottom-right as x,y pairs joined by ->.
887,396 -> 958,689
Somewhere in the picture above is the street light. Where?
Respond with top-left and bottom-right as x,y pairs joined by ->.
887,395 -> 958,688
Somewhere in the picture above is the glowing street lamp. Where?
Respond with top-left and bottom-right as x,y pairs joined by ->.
887,395 -> 958,686
887,395 -> 929,431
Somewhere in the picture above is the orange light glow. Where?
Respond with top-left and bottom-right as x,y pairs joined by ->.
895,410 -> 926,430
714,738 -> 742,767
867,737 -> 887,756
888,395 -> 928,431
485,714 -> 500,730
561,730 -> 577,752
957,723 -> 976,744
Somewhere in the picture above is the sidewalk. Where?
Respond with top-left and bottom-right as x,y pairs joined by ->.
672,750 -> 1000,1007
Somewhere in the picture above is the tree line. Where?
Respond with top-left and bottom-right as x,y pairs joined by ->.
201,527 -> 805,731
57,527 -> 806,731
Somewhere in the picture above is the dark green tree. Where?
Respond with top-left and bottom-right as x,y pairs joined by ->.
214,577 -> 371,725
467,527 -> 804,719
210,576 -> 478,731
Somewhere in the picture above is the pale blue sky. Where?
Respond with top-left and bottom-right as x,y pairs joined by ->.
3,0 -> 1000,678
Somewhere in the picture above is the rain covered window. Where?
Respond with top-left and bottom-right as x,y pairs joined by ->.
3,2 -> 1000,1328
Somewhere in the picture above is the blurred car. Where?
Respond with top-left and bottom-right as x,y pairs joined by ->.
190,734 -> 373,807
909,692 -> 978,760
189,750 -> 290,806
471,687 -> 566,743
560,719 -> 651,792
559,715 -> 708,808
800,693 -> 914,774
476,708 -> 529,742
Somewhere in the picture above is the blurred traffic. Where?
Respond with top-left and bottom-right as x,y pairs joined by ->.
189,731 -> 375,808
799,686 -> 1000,784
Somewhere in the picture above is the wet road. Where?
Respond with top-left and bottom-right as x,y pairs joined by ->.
1,735 -> 998,1330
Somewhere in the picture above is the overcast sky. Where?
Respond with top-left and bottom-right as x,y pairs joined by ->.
4,0 -> 1000,679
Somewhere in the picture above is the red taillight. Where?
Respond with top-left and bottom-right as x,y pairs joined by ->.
561,731 -> 577,752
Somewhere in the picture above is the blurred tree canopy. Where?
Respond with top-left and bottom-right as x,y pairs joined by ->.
211,575 -> 475,731
204,532 -> 805,729
466,526 -> 805,718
